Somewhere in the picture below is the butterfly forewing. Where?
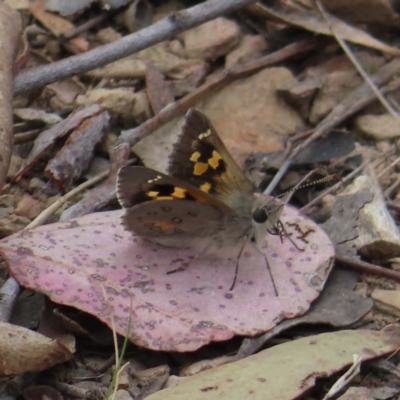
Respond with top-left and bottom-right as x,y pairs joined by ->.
117,166 -> 236,211
168,109 -> 254,201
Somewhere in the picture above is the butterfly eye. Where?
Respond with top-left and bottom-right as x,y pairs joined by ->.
252,208 -> 268,224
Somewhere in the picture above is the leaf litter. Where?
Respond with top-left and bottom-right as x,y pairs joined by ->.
2,0 -> 400,397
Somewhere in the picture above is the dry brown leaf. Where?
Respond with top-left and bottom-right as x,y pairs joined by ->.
247,3 -> 400,56
147,329 -> 400,400
0,321 -> 73,376
145,61 -> 174,114
30,1 -> 88,53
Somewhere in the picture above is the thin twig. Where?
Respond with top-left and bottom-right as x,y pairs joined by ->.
387,200 -> 400,212
60,12 -> 113,41
14,0 -> 259,95
377,156 -> 400,179
14,128 -> 41,144
323,354 -> 363,400
264,160 -> 291,195
384,176 -> 400,198
336,255 -> 400,283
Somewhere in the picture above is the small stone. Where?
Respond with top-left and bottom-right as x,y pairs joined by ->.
371,288 -> 400,310
29,178 -> 46,191
355,114 -> 400,141
96,27 -> 122,44
14,197 -> 43,220
390,257 -> 400,271
113,390 -> 133,400
180,17 -> 242,60
0,195 -> 15,208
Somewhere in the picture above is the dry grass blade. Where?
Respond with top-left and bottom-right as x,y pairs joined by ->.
317,1 -> 400,120
25,170 -> 108,230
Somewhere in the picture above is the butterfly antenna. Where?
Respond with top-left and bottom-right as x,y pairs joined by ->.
277,172 -> 341,204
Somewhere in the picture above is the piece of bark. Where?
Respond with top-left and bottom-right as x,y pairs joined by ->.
13,104 -> 101,182
342,171 -> 400,259
45,112 -> 110,191
321,190 -> 374,258
0,4 -> 23,191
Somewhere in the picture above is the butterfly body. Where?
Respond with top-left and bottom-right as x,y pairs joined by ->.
117,108 -> 284,254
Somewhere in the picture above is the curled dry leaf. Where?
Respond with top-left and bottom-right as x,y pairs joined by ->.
0,200 -> 334,352
0,321 -> 73,376
0,2 -> 23,191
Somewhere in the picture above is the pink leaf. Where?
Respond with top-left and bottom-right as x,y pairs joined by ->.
0,200 -> 334,351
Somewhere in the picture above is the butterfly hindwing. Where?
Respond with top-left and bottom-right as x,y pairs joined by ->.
116,166 -> 248,244
168,109 -> 254,201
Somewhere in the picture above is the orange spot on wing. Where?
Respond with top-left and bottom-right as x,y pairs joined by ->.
208,151 -> 222,169
190,151 -> 201,162
200,182 -> 211,193
194,162 -> 208,176
172,187 -> 186,198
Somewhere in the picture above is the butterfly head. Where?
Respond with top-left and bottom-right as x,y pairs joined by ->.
251,197 -> 284,234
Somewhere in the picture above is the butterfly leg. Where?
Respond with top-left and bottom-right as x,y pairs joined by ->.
268,220 -> 305,252
229,236 -> 249,291
262,252 -> 278,297
252,228 -> 279,296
